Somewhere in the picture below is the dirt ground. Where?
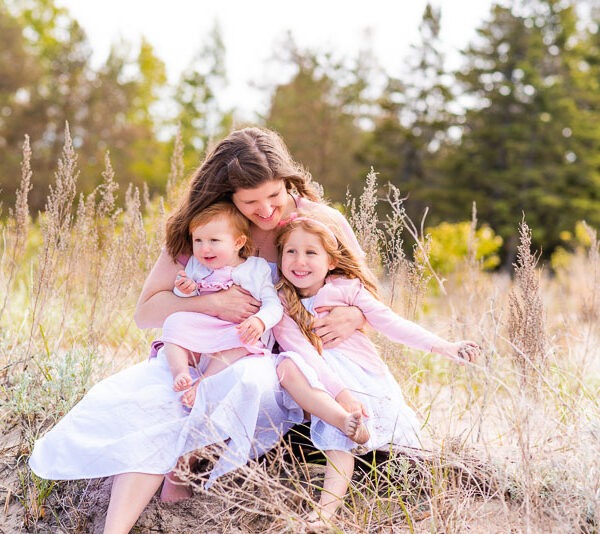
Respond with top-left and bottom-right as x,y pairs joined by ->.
1,450 -> 575,534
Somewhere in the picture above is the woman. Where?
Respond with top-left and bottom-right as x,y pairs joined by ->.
29,127 -> 365,534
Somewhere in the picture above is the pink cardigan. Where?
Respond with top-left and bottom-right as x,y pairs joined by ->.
273,276 -> 448,397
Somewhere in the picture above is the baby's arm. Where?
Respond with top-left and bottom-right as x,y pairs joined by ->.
173,270 -> 198,297
250,259 -> 284,330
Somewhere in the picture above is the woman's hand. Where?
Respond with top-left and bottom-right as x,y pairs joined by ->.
209,285 -> 261,323
312,305 -> 366,348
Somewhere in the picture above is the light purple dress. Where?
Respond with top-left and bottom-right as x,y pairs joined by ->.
274,277 -> 447,453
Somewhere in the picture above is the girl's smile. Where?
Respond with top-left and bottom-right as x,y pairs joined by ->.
281,228 -> 336,297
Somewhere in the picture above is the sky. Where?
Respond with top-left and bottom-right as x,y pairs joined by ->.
56,0 -> 495,120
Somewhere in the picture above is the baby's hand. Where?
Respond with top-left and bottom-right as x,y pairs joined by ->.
446,340 -> 480,364
237,316 -> 265,345
174,270 -> 197,295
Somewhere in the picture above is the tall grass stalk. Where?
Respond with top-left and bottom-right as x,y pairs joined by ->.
346,168 -> 383,275
508,217 -> 548,389
0,135 -> 33,323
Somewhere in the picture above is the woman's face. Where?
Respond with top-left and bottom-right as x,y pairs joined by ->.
232,180 -> 292,231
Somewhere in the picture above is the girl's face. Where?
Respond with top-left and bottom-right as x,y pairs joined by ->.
232,180 -> 292,231
281,228 -> 336,297
191,216 -> 246,270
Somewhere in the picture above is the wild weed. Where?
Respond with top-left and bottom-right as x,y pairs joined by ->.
508,217 -> 548,389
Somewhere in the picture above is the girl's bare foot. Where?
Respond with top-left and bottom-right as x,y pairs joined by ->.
305,510 -> 334,532
343,411 -> 370,444
173,372 -> 193,392
180,381 -> 199,408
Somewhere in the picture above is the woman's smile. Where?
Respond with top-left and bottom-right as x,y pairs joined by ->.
232,180 -> 294,230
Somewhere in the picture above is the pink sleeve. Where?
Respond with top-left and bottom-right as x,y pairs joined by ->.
352,283 -> 448,352
176,253 -> 190,266
273,312 -> 346,397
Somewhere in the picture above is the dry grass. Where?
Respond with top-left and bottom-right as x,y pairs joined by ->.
0,129 -> 599,532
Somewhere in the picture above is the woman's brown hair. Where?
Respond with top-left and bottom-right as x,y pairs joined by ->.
166,127 -> 320,259
275,213 -> 379,354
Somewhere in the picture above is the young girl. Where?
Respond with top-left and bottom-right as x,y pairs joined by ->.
273,213 -> 479,527
162,201 -> 283,407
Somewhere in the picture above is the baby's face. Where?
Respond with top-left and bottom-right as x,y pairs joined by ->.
191,216 -> 245,270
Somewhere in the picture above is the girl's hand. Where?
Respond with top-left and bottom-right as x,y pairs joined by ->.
174,270 -> 197,295
209,285 -> 261,323
237,316 -> 265,345
440,340 -> 480,364
335,389 -> 369,418
312,305 -> 365,348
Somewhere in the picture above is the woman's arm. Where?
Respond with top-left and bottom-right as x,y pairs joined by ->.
312,306 -> 365,349
134,249 -> 260,329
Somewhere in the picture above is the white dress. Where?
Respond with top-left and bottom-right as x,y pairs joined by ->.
29,262 -> 299,487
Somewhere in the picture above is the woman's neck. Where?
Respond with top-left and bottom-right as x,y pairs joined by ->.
251,193 -> 297,262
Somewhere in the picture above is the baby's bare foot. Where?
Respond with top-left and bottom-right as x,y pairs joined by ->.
180,381 -> 199,408
173,373 -> 193,392
344,411 -> 370,445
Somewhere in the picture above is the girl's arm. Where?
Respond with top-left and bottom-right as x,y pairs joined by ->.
352,282 -> 479,362
431,340 -> 479,364
273,312 -> 347,398
134,249 -> 261,329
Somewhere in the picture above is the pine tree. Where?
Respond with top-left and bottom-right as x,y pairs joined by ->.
172,22 -> 232,168
266,35 -> 371,201
442,0 -> 600,260
365,3 -> 456,221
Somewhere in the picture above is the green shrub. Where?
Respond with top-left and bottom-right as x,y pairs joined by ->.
423,221 -> 502,275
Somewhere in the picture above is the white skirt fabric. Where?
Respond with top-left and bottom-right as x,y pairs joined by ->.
277,349 -> 421,453
29,349 -> 300,486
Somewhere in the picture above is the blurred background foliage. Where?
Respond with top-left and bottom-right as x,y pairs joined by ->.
1,0 -> 599,265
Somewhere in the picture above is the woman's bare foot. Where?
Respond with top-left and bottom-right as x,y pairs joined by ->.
160,472 -> 192,503
173,372 -> 193,392
180,381 -> 199,408
343,411 -> 370,444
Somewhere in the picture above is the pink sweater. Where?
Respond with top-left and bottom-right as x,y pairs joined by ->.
273,276 -> 449,397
